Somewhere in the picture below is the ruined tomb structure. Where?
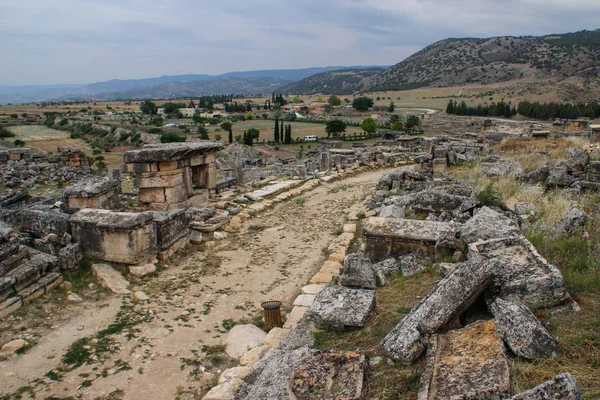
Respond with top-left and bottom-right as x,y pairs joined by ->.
123,142 -> 225,210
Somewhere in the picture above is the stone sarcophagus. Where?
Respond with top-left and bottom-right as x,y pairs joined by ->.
123,142 -> 225,210
71,209 -> 158,264
64,174 -> 121,211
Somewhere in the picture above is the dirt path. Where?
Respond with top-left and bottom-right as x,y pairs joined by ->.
0,167 -> 399,399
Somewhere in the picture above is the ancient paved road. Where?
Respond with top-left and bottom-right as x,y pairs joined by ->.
1,167 -> 401,399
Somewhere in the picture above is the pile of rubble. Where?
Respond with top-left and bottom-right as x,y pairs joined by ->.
205,167 -> 583,399
518,148 -> 600,191
0,147 -> 92,189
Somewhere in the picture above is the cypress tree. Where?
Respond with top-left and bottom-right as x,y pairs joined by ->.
274,117 -> 279,143
280,120 -> 284,139
228,126 -> 233,144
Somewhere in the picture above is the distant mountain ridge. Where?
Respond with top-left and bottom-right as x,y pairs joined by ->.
80,77 -> 293,101
0,66 -> 387,104
279,68 -> 384,95
281,29 -> 600,95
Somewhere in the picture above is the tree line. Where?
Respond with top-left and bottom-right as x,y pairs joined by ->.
447,99 -> 600,120
446,100 -> 517,118
517,100 -> 600,120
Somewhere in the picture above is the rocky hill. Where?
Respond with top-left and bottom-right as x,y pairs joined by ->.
283,29 -> 600,94
62,77 -> 292,101
279,68 -> 383,95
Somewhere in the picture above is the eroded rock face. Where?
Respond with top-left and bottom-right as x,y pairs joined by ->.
460,206 -> 519,245
382,259 -> 496,364
546,166 -> 575,188
469,236 -> 570,308
379,204 -> 405,219
306,285 -> 376,331
418,320 -> 511,400
518,166 -> 549,184
291,350 -> 366,400
234,347 -> 313,400
340,253 -> 376,289
507,372 -> 581,400
490,298 -> 561,360
551,208 -> 589,235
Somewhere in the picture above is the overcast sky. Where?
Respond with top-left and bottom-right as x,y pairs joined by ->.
1,0 -> 599,85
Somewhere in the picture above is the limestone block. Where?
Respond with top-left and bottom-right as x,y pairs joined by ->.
139,188 -> 166,204
91,263 -> 131,295
138,169 -> 184,188
490,298 -> 561,360
291,351 -> 366,399
343,223 -> 356,233
418,320 -> 511,400
203,378 -> 243,400
129,263 -> 156,278
382,259 -> 496,364
0,339 -> 28,357
301,284 -> 326,295
309,272 -> 334,284
293,294 -> 316,308
307,286 -> 376,331
340,253 -> 376,289
225,324 -> 267,359
164,184 -> 189,204
239,345 -> 273,366
283,306 -> 309,329
219,366 -> 253,384
261,327 -> 289,348
508,372 -> 581,400
320,261 -> 343,275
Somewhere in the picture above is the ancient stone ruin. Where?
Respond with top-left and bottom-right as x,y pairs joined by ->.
123,142 -> 224,210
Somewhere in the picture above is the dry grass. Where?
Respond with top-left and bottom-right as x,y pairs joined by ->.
313,273 -> 438,399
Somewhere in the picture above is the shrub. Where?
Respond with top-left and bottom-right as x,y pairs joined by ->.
160,132 -> 186,143
0,127 -> 14,138
476,183 -> 504,208
147,128 -> 163,134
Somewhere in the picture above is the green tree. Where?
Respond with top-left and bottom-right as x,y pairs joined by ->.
389,114 -> 400,124
325,119 -> 347,137
162,102 -> 180,115
317,96 -> 324,103
0,127 -> 14,138
220,121 -> 232,131
361,117 -> 377,134
245,111 -> 254,120
243,128 -> 260,146
352,97 -> 374,111
198,125 -> 210,140
274,117 -> 280,143
328,95 -> 341,107
387,102 -> 395,113
228,126 -> 233,144
391,121 -> 404,131
405,115 -> 421,134
446,99 -> 455,114
140,100 -> 157,115
160,132 -> 186,143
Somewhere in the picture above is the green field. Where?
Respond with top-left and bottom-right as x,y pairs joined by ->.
8,125 -> 69,141
206,120 -> 365,142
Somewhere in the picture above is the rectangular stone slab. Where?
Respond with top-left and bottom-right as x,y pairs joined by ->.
306,285 -> 376,331
382,259 -> 495,364
469,235 -> 570,307
418,320 -> 511,400
363,217 -> 455,262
